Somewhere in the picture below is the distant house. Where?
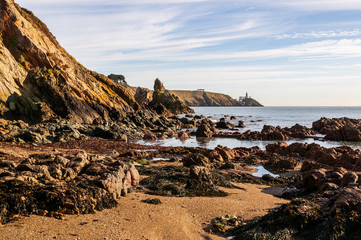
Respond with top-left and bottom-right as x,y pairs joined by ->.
197,89 -> 205,92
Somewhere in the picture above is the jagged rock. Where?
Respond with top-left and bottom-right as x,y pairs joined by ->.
17,130 -> 50,143
183,153 -> 211,168
216,118 -> 235,129
341,172 -> 359,186
230,189 -> 361,240
237,120 -> 245,128
149,78 -> 193,115
0,0 -> 139,123
190,165 -> 213,183
302,168 -> 327,190
134,87 -> 153,105
196,118 -> 218,138
143,132 -> 157,141
0,151 -> 139,224
178,131 -> 190,141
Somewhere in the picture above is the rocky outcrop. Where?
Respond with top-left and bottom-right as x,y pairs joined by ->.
312,117 -> 361,141
0,0 -> 143,123
149,78 -> 194,115
266,142 -> 361,171
0,151 -> 139,224
196,119 -> 218,138
230,188 -> 361,240
134,87 -> 153,105
239,124 -> 316,141
216,118 -> 235,129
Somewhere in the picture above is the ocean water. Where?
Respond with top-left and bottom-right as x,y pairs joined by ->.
136,106 -> 361,150
191,106 -> 361,132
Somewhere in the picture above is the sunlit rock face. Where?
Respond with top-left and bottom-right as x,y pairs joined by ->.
0,0 -> 139,123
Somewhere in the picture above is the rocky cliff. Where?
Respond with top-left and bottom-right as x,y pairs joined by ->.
169,90 -> 263,107
0,0 -> 142,123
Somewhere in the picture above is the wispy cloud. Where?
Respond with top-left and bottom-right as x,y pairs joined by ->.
16,0 -> 361,106
275,29 -> 361,39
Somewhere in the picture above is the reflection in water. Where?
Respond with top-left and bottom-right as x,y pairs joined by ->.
252,166 -> 279,178
134,136 -> 361,150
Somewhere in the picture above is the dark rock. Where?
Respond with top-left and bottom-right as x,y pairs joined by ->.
190,165 -> 213,183
149,78 -> 193,115
237,120 -> 245,128
178,131 -> 190,141
216,118 -> 235,129
182,154 -> 211,168
141,198 -> 162,205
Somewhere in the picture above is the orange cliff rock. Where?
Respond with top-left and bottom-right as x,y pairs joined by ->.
0,0 -> 139,123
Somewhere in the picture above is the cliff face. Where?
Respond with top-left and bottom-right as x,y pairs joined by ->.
169,90 -> 263,107
0,0 -> 139,123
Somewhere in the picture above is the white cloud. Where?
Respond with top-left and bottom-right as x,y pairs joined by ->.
275,29 -> 361,39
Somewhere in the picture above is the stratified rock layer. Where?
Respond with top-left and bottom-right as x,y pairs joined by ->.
0,0 -> 141,123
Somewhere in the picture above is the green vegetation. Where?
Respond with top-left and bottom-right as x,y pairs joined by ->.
17,62 -> 24,69
8,35 -> 18,48
128,158 -> 151,165
108,74 -> 128,86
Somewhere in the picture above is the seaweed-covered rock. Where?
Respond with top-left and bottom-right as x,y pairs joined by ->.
230,188 -> 361,240
138,165 -> 229,197
0,151 -> 139,224
182,153 -> 211,168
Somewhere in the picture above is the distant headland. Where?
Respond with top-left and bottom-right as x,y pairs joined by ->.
168,89 -> 263,107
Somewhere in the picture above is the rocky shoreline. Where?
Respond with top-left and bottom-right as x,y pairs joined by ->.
1,113 -> 361,239
1,1 -> 361,239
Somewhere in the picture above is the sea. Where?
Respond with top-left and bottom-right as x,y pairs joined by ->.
136,106 -> 361,150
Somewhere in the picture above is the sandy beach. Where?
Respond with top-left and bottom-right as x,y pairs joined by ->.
0,182 -> 287,240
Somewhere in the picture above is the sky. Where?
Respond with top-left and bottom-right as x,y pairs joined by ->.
16,0 -> 361,106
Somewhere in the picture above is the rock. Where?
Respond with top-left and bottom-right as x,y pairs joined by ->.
265,142 -> 289,154
182,154 -> 211,168
143,132 -> 157,141
325,125 -> 361,141
134,87 -> 153,105
93,125 -> 127,141
216,118 -> 235,129
313,117 -> 361,141
17,131 -> 49,143
302,168 -> 327,190
208,150 -> 224,162
237,120 -> 245,128
214,145 -> 236,162
178,131 -> 190,141
341,172 -> 359,186
264,155 -> 299,171
195,118 -> 218,138
0,0 -> 141,124
230,188 -> 361,240
149,78 -> 194,115
190,165 -> 213,183
141,198 -> 162,205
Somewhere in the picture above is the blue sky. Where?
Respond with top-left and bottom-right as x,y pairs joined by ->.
17,0 -> 361,106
